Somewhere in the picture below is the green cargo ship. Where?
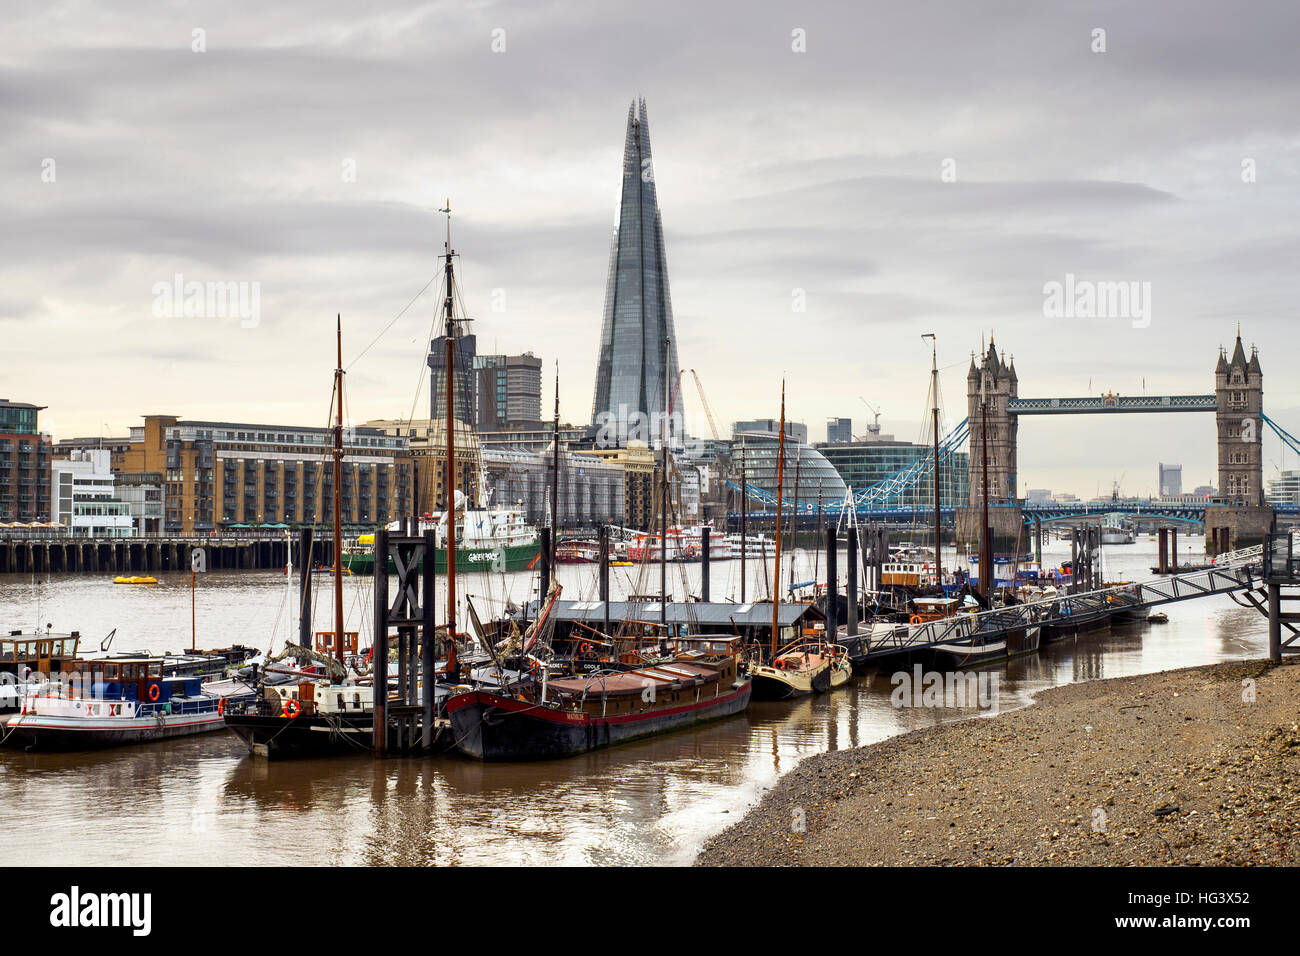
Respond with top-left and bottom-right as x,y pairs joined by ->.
343,539 -> 540,575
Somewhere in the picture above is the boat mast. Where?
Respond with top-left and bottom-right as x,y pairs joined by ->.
659,335 -> 669,632
332,314 -> 345,667
739,441 -> 747,603
771,382 -> 785,660
979,348 -> 992,599
923,333 -> 942,589
551,363 -> 560,572
788,444 -> 802,598
442,202 -> 459,674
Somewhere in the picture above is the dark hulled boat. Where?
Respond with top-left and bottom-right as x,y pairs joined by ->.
445,636 -> 751,761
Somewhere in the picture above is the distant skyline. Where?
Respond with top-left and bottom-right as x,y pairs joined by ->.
4,1 -> 1299,499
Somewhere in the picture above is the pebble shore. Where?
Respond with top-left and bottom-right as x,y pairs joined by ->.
696,659 -> 1299,866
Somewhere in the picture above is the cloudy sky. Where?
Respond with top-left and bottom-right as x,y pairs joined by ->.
3,0 -> 1298,497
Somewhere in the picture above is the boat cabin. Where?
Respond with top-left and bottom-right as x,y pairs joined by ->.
882,561 -> 939,587
314,631 -> 359,655
1,630 -> 81,678
909,596 -> 965,624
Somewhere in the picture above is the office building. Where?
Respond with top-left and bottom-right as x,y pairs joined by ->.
1159,462 -> 1183,497
119,415 -> 412,534
590,99 -> 682,445
474,352 -> 543,428
826,417 -> 853,444
0,399 -> 52,522
51,449 -> 134,537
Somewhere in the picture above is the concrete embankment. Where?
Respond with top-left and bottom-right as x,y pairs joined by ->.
697,659 -> 1299,866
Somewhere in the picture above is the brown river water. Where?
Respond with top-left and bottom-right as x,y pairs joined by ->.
0,536 -> 1268,865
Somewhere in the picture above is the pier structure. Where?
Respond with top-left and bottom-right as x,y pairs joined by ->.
0,533 -> 335,575
864,547 -> 1270,661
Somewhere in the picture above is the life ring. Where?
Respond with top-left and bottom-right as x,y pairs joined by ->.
910,614 -> 923,625
147,683 -> 161,702
217,697 -> 225,717
579,642 -> 591,654
283,699 -> 301,718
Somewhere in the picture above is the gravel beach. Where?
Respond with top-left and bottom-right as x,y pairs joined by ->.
697,659 -> 1299,866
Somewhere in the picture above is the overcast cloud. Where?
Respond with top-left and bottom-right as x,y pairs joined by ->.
3,0 -> 1298,496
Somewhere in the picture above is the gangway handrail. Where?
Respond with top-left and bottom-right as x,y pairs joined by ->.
865,560 -> 1262,658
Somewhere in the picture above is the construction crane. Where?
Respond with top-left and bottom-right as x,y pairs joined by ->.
690,369 -> 722,441
858,397 -> 882,439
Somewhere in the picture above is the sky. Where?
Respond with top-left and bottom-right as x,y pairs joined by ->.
3,0 -> 1299,498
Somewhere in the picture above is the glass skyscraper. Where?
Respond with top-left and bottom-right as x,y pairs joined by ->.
590,98 -> 682,447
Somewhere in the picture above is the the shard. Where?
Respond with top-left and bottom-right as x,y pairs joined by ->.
590,98 -> 682,446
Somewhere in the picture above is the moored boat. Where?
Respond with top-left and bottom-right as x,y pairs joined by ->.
2,656 -> 253,751
445,635 -> 751,760
747,640 -> 852,699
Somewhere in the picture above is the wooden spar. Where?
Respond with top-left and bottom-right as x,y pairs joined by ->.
739,441 -> 747,603
333,314 -> 345,666
979,355 -> 993,598
442,202 -> 459,674
551,364 -> 560,570
772,381 -> 785,659
924,333 -> 942,587
660,335 -> 669,630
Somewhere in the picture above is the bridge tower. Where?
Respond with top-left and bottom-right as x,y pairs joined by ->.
957,337 -> 1024,551
1207,330 -> 1272,551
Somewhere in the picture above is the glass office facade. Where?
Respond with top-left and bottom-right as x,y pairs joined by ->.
733,433 -> 848,506
590,98 -> 682,444
817,441 -> 970,508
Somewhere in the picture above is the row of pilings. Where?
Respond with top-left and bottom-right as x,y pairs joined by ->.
0,537 -> 336,575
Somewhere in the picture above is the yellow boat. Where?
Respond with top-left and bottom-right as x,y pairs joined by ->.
113,575 -> 158,585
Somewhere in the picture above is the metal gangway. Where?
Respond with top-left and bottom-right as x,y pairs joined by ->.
862,557 -> 1264,660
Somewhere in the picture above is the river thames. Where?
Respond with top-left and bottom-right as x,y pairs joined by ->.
0,537 -> 1268,865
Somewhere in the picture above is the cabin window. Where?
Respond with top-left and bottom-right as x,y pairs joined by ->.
353,693 -> 361,709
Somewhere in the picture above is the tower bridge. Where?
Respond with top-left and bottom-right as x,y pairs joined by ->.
954,330 -> 1270,555
734,330 -> 1296,555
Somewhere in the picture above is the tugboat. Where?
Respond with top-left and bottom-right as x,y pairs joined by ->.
2,655 -> 253,751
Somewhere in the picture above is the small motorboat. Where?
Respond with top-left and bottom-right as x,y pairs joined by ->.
1147,611 -> 1169,623
113,576 -> 158,585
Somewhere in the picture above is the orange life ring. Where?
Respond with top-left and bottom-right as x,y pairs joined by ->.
147,683 -> 161,702
283,699 -> 301,718
910,614 -> 923,625
580,642 -> 592,654
217,697 -> 225,717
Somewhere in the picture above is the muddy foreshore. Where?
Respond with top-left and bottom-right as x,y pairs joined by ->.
697,659 -> 1299,866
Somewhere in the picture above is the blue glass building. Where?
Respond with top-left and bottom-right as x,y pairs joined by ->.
590,99 -> 682,447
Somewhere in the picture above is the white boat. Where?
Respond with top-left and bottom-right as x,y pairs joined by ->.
3,657 -> 254,751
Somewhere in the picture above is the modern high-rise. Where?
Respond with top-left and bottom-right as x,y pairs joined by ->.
590,98 -> 682,447
1158,462 -> 1183,497
428,330 -> 477,425
474,352 -> 543,428
826,417 -> 853,444
0,399 -> 52,522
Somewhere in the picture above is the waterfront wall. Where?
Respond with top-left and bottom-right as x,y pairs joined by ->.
0,536 -> 335,575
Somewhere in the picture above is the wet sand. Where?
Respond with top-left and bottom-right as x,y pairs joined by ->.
697,659 -> 1300,866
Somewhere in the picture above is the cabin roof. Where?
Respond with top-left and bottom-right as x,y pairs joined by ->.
550,600 -> 823,627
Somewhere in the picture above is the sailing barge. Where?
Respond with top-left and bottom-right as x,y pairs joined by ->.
445,636 -> 751,761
